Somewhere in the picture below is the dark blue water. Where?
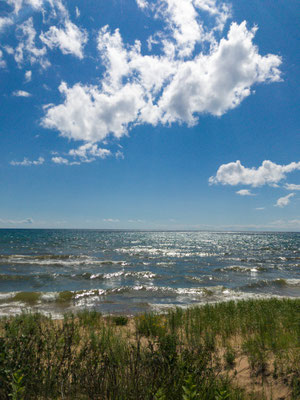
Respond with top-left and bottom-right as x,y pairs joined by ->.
0,229 -> 299,317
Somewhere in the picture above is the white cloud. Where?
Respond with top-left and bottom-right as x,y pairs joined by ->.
103,218 -> 120,223
284,183 -> 300,191
255,207 -> 265,210
7,0 -> 23,14
12,90 -> 32,97
18,217 -> 33,224
40,20 -> 88,59
155,0 -> 231,58
51,143 -> 111,165
236,189 -> 254,196
0,16 -> 13,32
10,156 -> 44,166
137,0 -> 231,57
275,193 -> 295,208
42,1 -> 281,144
7,0 -> 43,14
51,156 -> 80,165
25,70 -> 32,82
4,46 -> 14,56
69,143 -> 111,161
158,22 -> 281,124
136,0 -> 148,9
75,6 -> 80,18
209,160 -> 300,187
287,219 -> 300,226
42,80 -> 145,142
48,0 -> 69,19
52,156 -> 70,164
115,150 -> 124,159
267,218 -> 300,230
15,17 -> 49,68
0,217 -> 33,225
7,0 -> 66,16
0,49 -> 6,68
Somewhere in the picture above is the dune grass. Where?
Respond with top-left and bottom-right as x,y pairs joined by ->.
0,298 -> 299,399
11,291 -> 41,304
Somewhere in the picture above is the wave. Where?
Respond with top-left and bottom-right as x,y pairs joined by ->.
116,247 -> 212,258
279,256 -> 300,261
185,275 -> 215,283
244,278 -> 300,289
0,287 -> 287,318
0,274 -> 32,281
215,265 -> 266,273
70,284 -> 238,300
0,254 -> 73,260
0,285 -> 235,304
0,254 -> 126,267
81,271 -> 158,280
0,270 -> 158,283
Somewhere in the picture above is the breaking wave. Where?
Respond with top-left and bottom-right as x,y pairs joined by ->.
244,278 -> 300,289
0,254 -> 126,267
215,265 -> 267,273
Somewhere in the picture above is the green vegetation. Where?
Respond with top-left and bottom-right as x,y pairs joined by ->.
0,298 -> 299,399
111,315 -> 129,326
56,290 -> 74,303
11,291 -> 41,304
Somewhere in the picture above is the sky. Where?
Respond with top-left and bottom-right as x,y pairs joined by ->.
0,0 -> 299,231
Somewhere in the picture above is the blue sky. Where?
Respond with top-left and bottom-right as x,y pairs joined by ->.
0,0 -> 299,230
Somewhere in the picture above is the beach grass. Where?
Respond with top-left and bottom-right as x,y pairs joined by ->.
0,298 -> 299,399
11,291 -> 41,304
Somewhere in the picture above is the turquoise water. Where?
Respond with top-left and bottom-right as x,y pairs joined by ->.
0,229 -> 299,316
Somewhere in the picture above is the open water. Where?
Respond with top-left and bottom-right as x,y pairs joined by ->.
0,229 -> 299,317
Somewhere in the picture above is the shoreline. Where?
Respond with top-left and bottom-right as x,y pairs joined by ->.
0,289 -> 298,319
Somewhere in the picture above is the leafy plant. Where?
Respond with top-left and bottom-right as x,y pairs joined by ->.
215,389 -> 230,400
182,374 -> 199,400
10,371 -> 25,400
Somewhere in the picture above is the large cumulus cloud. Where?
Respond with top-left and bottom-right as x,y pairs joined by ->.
42,0 -> 282,143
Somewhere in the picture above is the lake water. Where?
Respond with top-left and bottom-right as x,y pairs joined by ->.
0,229 -> 299,317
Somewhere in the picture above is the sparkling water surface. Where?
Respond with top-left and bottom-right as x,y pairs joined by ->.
0,229 -> 299,317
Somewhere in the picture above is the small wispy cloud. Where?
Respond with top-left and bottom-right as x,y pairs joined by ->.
103,218 -> 120,223
25,70 -> 32,82
275,193 -> 295,208
15,17 -> 50,69
51,156 -> 79,166
51,143 -> 111,165
236,189 -> 255,196
12,90 -> 32,97
0,49 -> 6,68
268,218 -> 300,229
0,217 -> 33,225
284,183 -> 300,191
115,150 -> 124,160
40,20 -> 88,59
10,157 -> 44,166
69,143 -> 111,162
0,16 -> 13,33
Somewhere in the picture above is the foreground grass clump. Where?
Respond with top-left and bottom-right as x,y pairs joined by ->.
111,315 -> 129,326
0,298 -> 299,399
